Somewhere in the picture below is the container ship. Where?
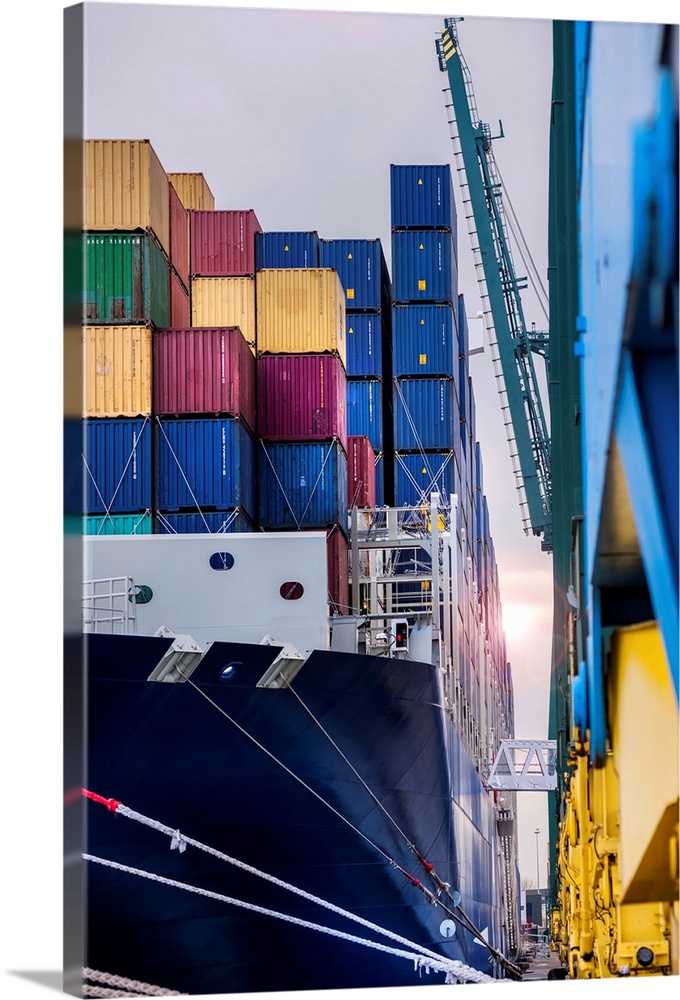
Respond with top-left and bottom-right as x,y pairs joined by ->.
65,131 -> 523,992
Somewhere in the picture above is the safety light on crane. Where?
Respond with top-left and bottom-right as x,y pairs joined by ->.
393,619 -> 409,652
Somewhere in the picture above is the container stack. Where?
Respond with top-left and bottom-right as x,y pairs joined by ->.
255,231 -> 321,269
255,266 -> 350,612
82,139 -> 183,535
319,238 -> 394,506
389,164 -> 460,509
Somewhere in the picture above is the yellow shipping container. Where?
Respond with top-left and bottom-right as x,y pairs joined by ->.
64,324 -> 83,418
168,172 -> 215,211
191,277 -> 256,349
84,140 -> 171,259
83,325 -> 153,418
256,268 -> 346,366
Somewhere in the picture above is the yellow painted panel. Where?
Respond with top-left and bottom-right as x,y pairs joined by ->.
83,325 -> 152,417
191,277 -> 256,348
84,140 -> 171,258
255,268 -> 346,367
609,621 -> 679,900
64,324 -> 83,418
167,172 -> 215,211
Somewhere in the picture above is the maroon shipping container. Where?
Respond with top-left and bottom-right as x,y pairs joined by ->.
169,182 -> 190,288
190,210 -> 262,277
170,269 -> 190,327
326,525 -> 350,614
347,435 -> 376,508
258,353 -> 347,451
153,327 -> 256,431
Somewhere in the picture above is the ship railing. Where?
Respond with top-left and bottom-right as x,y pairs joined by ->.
82,575 -> 138,634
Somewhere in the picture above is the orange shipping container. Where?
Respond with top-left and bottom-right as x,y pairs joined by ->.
191,277 -> 256,349
168,172 -> 215,211
83,325 -> 152,417
256,268 -> 346,367
84,139 -> 171,259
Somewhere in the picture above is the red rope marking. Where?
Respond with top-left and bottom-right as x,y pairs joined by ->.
406,874 -> 421,888
417,853 -> 434,873
82,788 -> 121,813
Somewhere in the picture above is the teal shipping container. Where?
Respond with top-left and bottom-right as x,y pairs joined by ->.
83,512 -> 153,535
83,232 -> 171,327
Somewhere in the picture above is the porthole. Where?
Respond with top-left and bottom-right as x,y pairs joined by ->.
209,551 -> 235,570
128,584 -> 153,604
280,581 -> 304,601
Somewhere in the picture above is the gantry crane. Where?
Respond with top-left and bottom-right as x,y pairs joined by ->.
436,18 -> 553,551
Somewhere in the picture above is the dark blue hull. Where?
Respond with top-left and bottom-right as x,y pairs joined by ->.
81,632 -> 504,994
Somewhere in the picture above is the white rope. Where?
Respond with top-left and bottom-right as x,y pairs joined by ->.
84,854 -> 494,984
82,966 -> 187,995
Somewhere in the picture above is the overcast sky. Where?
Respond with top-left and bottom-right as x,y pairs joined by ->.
3,2 -> 677,1000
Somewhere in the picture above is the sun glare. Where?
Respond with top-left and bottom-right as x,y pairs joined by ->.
502,602 -> 539,644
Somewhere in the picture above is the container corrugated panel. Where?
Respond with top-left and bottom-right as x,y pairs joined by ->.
319,238 -> 389,311
83,233 -> 170,327
84,140 -> 171,258
190,210 -> 262,277
393,377 -> 456,451
346,379 -> 383,452
255,231 -> 320,269
84,326 -> 153,417
84,417 -> 152,514
347,435 -> 376,508
390,164 -> 457,231
155,510 -> 255,534
155,417 -> 256,517
374,452 -> 384,506
168,173 -> 215,211
169,182 -> 189,288
345,312 -> 384,378
391,230 -> 457,304
394,451 -> 457,507
258,440 -> 348,532
154,327 -> 256,430
457,293 -> 469,358
170,269 -> 190,327
326,526 -> 350,614
392,303 -> 459,377
83,512 -> 153,535
257,354 -> 347,449
191,277 -> 256,348
256,269 -> 346,366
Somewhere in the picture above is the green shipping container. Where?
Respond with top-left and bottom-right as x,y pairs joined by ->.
83,233 -> 170,327
82,512 -> 153,535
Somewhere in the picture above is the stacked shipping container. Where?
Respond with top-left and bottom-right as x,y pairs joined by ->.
320,238 -> 394,505
390,164 -> 459,509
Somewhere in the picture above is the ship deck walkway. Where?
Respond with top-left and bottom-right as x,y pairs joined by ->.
520,943 -> 567,981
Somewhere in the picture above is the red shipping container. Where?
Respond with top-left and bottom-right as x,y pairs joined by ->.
326,525 -> 350,615
190,210 -> 262,277
258,354 -> 347,451
169,183 -> 190,288
170,269 -> 190,327
153,327 -> 256,431
347,435 -> 376,508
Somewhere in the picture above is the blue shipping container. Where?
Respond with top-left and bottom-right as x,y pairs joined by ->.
155,417 -> 256,516
393,378 -> 456,451
345,313 -> 384,378
319,238 -> 390,312
258,440 -> 348,531
255,231 -> 320,269
391,230 -> 457,304
394,450 -> 457,508
84,417 -> 152,514
374,452 -> 384,507
65,418 -> 85,515
390,164 -> 457,232
347,379 -> 384,452
392,303 -> 458,377
457,293 -> 469,358
155,510 -> 255,534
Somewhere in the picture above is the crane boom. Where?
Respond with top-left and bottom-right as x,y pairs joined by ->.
436,19 -> 553,551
